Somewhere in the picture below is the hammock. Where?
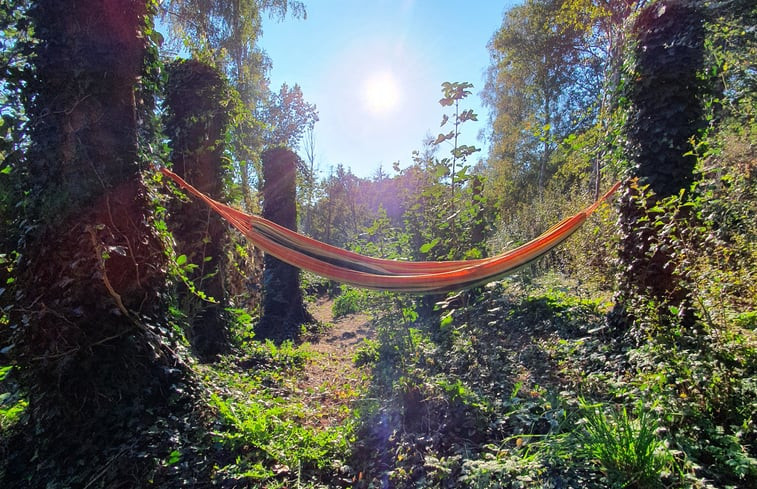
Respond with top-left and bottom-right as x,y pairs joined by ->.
160,167 -> 620,294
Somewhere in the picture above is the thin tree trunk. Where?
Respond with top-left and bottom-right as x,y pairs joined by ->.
303,126 -> 317,235
470,175 -> 487,257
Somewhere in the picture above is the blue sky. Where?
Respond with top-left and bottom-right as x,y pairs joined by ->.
260,0 -> 518,179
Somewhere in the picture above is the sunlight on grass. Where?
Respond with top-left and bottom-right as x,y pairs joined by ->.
197,338 -> 359,486
577,398 -> 675,488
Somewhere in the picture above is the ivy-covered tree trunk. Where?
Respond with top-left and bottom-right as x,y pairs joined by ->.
614,0 -> 707,335
8,1 -> 199,486
165,59 -> 231,361
257,147 -> 314,342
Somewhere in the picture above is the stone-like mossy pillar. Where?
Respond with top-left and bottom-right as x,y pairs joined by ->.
8,1 -> 196,486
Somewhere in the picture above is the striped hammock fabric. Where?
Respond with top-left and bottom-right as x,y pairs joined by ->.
160,167 -> 620,294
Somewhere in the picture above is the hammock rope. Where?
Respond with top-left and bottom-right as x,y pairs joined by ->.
160,167 -> 620,294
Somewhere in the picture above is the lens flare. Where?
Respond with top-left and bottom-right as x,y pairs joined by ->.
362,71 -> 401,115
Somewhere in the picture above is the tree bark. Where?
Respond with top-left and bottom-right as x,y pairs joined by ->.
165,59 -> 231,361
8,1 -> 199,486
257,147 -> 314,342
613,0 -> 706,335
470,175 -> 488,257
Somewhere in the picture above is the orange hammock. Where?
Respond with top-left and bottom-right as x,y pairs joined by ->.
160,167 -> 620,293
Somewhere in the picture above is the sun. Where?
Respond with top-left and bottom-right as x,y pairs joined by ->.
361,70 -> 401,115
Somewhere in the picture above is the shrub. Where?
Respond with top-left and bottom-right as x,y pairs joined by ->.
332,285 -> 366,318
353,338 -> 380,367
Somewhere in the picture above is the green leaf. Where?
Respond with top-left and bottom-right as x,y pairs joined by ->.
433,131 -> 454,145
149,29 -> 164,47
420,238 -> 439,253
176,254 -> 188,266
165,450 -> 181,466
0,365 -> 12,382
440,313 -> 454,329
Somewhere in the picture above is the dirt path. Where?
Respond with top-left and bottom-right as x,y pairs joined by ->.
298,297 -> 374,428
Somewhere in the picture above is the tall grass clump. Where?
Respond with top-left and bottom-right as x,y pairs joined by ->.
577,399 -> 675,488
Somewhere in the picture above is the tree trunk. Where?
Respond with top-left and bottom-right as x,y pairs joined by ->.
165,59 -> 231,361
613,0 -> 706,335
625,0 -> 706,199
8,1 -> 200,486
257,147 -> 314,342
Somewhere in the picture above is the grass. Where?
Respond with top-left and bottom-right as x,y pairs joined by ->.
2,274 -> 753,488
332,285 -> 369,319
195,335 -> 364,487
344,275 -> 756,488
210,391 -> 353,481
577,399 -> 675,488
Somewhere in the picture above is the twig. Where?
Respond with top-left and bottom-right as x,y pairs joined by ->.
105,193 -> 143,290
82,445 -> 131,489
87,225 -> 131,319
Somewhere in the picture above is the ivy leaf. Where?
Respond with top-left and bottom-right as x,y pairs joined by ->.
420,238 -> 439,254
106,245 -> 127,256
148,29 -> 164,47
440,312 -> 454,329
165,450 -> 181,466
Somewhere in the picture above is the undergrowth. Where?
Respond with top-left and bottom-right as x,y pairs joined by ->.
196,339 -> 359,488
348,273 -> 756,488
0,365 -> 26,433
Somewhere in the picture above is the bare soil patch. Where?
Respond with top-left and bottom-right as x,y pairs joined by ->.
298,297 -> 374,428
